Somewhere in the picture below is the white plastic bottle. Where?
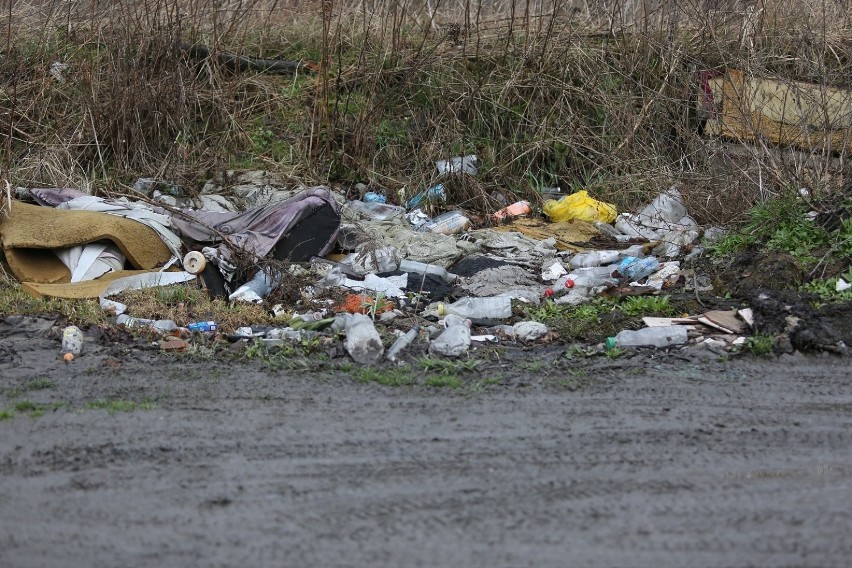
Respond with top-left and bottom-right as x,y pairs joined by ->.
418,211 -> 471,235
607,325 -> 688,349
429,315 -> 472,357
569,250 -> 623,268
344,313 -> 384,364
437,297 -> 512,319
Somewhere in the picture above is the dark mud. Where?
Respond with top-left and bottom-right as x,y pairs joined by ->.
1,317 -> 851,567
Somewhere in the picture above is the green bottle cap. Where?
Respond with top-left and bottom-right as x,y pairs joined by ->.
605,337 -> 617,350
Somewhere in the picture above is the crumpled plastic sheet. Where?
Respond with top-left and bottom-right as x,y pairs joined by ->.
460,264 -> 541,302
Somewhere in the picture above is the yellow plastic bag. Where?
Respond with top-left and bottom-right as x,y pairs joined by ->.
542,190 -> 617,223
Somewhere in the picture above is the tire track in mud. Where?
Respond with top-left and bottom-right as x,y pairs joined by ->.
0,355 -> 851,567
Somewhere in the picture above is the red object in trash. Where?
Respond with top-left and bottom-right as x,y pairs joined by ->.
336,294 -> 395,315
493,201 -> 532,222
565,279 -> 575,288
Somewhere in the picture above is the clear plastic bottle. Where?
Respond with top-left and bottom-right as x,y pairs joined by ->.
569,245 -> 646,268
437,297 -> 512,319
617,256 -> 660,281
386,325 -> 421,361
346,200 -> 406,221
569,250 -> 622,268
418,211 -> 471,235
406,184 -> 447,210
116,314 -> 155,328
556,268 -> 619,289
606,325 -> 688,349
116,315 -> 180,334
344,313 -> 384,364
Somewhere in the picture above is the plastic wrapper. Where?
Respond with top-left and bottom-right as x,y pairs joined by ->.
543,190 -> 617,223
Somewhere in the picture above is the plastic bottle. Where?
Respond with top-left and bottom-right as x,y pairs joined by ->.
556,269 -> 618,289
493,201 -> 531,222
386,325 -> 421,361
617,256 -> 660,281
344,313 -> 384,364
153,320 -> 181,334
418,211 -> 471,235
61,325 -> 83,361
117,315 -> 180,334
117,314 -> 155,328
406,183 -> 447,210
606,325 -> 688,349
398,259 -> 459,283
569,250 -> 623,268
229,268 -> 281,303
429,315 -> 472,357
569,244 -> 646,268
346,200 -> 406,221
437,297 -> 512,320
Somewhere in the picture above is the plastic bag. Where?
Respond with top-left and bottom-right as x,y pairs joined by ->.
543,190 -> 617,223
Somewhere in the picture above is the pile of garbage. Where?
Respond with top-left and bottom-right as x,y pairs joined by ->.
0,159 -> 805,364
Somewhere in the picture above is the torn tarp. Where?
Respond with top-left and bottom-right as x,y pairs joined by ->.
167,187 -> 341,279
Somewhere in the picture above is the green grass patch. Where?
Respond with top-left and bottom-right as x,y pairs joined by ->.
25,378 -> 55,391
352,367 -> 417,387
618,295 -> 675,317
745,334 -> 774,356
425,375 -> 462,389
0,409 -> 14,420
417,357 -> 482,375
800,267 -> 852,305
85,399 -> 156,413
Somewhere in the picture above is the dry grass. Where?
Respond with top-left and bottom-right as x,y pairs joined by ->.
0,0 -> 849,224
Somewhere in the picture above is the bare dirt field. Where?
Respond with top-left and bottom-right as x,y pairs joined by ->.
1,316 -> 851,567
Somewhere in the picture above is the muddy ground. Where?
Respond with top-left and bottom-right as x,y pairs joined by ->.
1,316 -> 851,567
